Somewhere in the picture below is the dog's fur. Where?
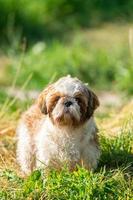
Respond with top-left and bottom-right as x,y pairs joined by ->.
16,76 -> 100,175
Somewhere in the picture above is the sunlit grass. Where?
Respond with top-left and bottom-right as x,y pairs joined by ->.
0,99 -> 132,199
0,131 -> 132,199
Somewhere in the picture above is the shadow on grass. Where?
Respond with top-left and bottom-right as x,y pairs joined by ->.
98,134 -> 133,175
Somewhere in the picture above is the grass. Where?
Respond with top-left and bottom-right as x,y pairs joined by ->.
0,97 -> 133,199
0,23 -> 133,94
0,131 -> 132,199
0,24 -> 133,199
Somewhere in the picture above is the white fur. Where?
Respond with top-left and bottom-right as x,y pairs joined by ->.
17,116 -> 100,174
16,122 -> 34,174
54,76 -> 86,96
35,117 -> 100,169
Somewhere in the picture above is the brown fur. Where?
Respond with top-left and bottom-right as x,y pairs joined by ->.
22,105 -> 44,135
22,80 -> 100,131
36,86 -> 99,127
86,89 -> 100,119
47,92 -> 62,114
37,84 -> 54,114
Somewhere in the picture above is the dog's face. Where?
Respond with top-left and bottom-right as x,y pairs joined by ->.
37,76 -> 99,127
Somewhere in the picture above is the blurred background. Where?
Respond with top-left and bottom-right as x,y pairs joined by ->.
0,0 -> 133,116
0,2 -> 133,197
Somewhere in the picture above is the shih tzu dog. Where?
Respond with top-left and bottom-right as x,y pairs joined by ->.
16,76 -> 100,175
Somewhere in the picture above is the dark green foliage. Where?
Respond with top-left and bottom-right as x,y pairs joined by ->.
0,0 -> 133,42
99,131 -> 133,170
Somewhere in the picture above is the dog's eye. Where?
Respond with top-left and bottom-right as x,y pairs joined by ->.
55,96 -> 60,101
75,97 -> 82,103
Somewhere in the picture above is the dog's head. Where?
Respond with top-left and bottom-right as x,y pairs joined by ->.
37,76 -> 99,127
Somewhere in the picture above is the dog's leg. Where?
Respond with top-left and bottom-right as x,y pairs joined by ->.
36,149 -> 47,170
35,140 -> 50,170
35,133 -> 50,170
16,123 -> 33,175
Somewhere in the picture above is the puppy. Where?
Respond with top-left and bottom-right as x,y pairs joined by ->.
16,76 -> 100,175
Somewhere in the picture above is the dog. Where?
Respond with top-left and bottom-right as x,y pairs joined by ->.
16,76 -> 100,175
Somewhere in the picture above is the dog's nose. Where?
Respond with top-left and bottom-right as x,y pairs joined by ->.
64,101 -> 73,107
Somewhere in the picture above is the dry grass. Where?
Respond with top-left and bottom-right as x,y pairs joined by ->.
76,23 -> 133,49
101,100 -> 133,137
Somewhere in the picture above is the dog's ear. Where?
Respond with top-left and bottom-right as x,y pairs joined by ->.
36,84 -> 53,114
86,89 -> 100,119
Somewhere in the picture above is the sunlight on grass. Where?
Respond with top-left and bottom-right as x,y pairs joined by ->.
0,100 -> 132,199
100,100 -> 133,137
